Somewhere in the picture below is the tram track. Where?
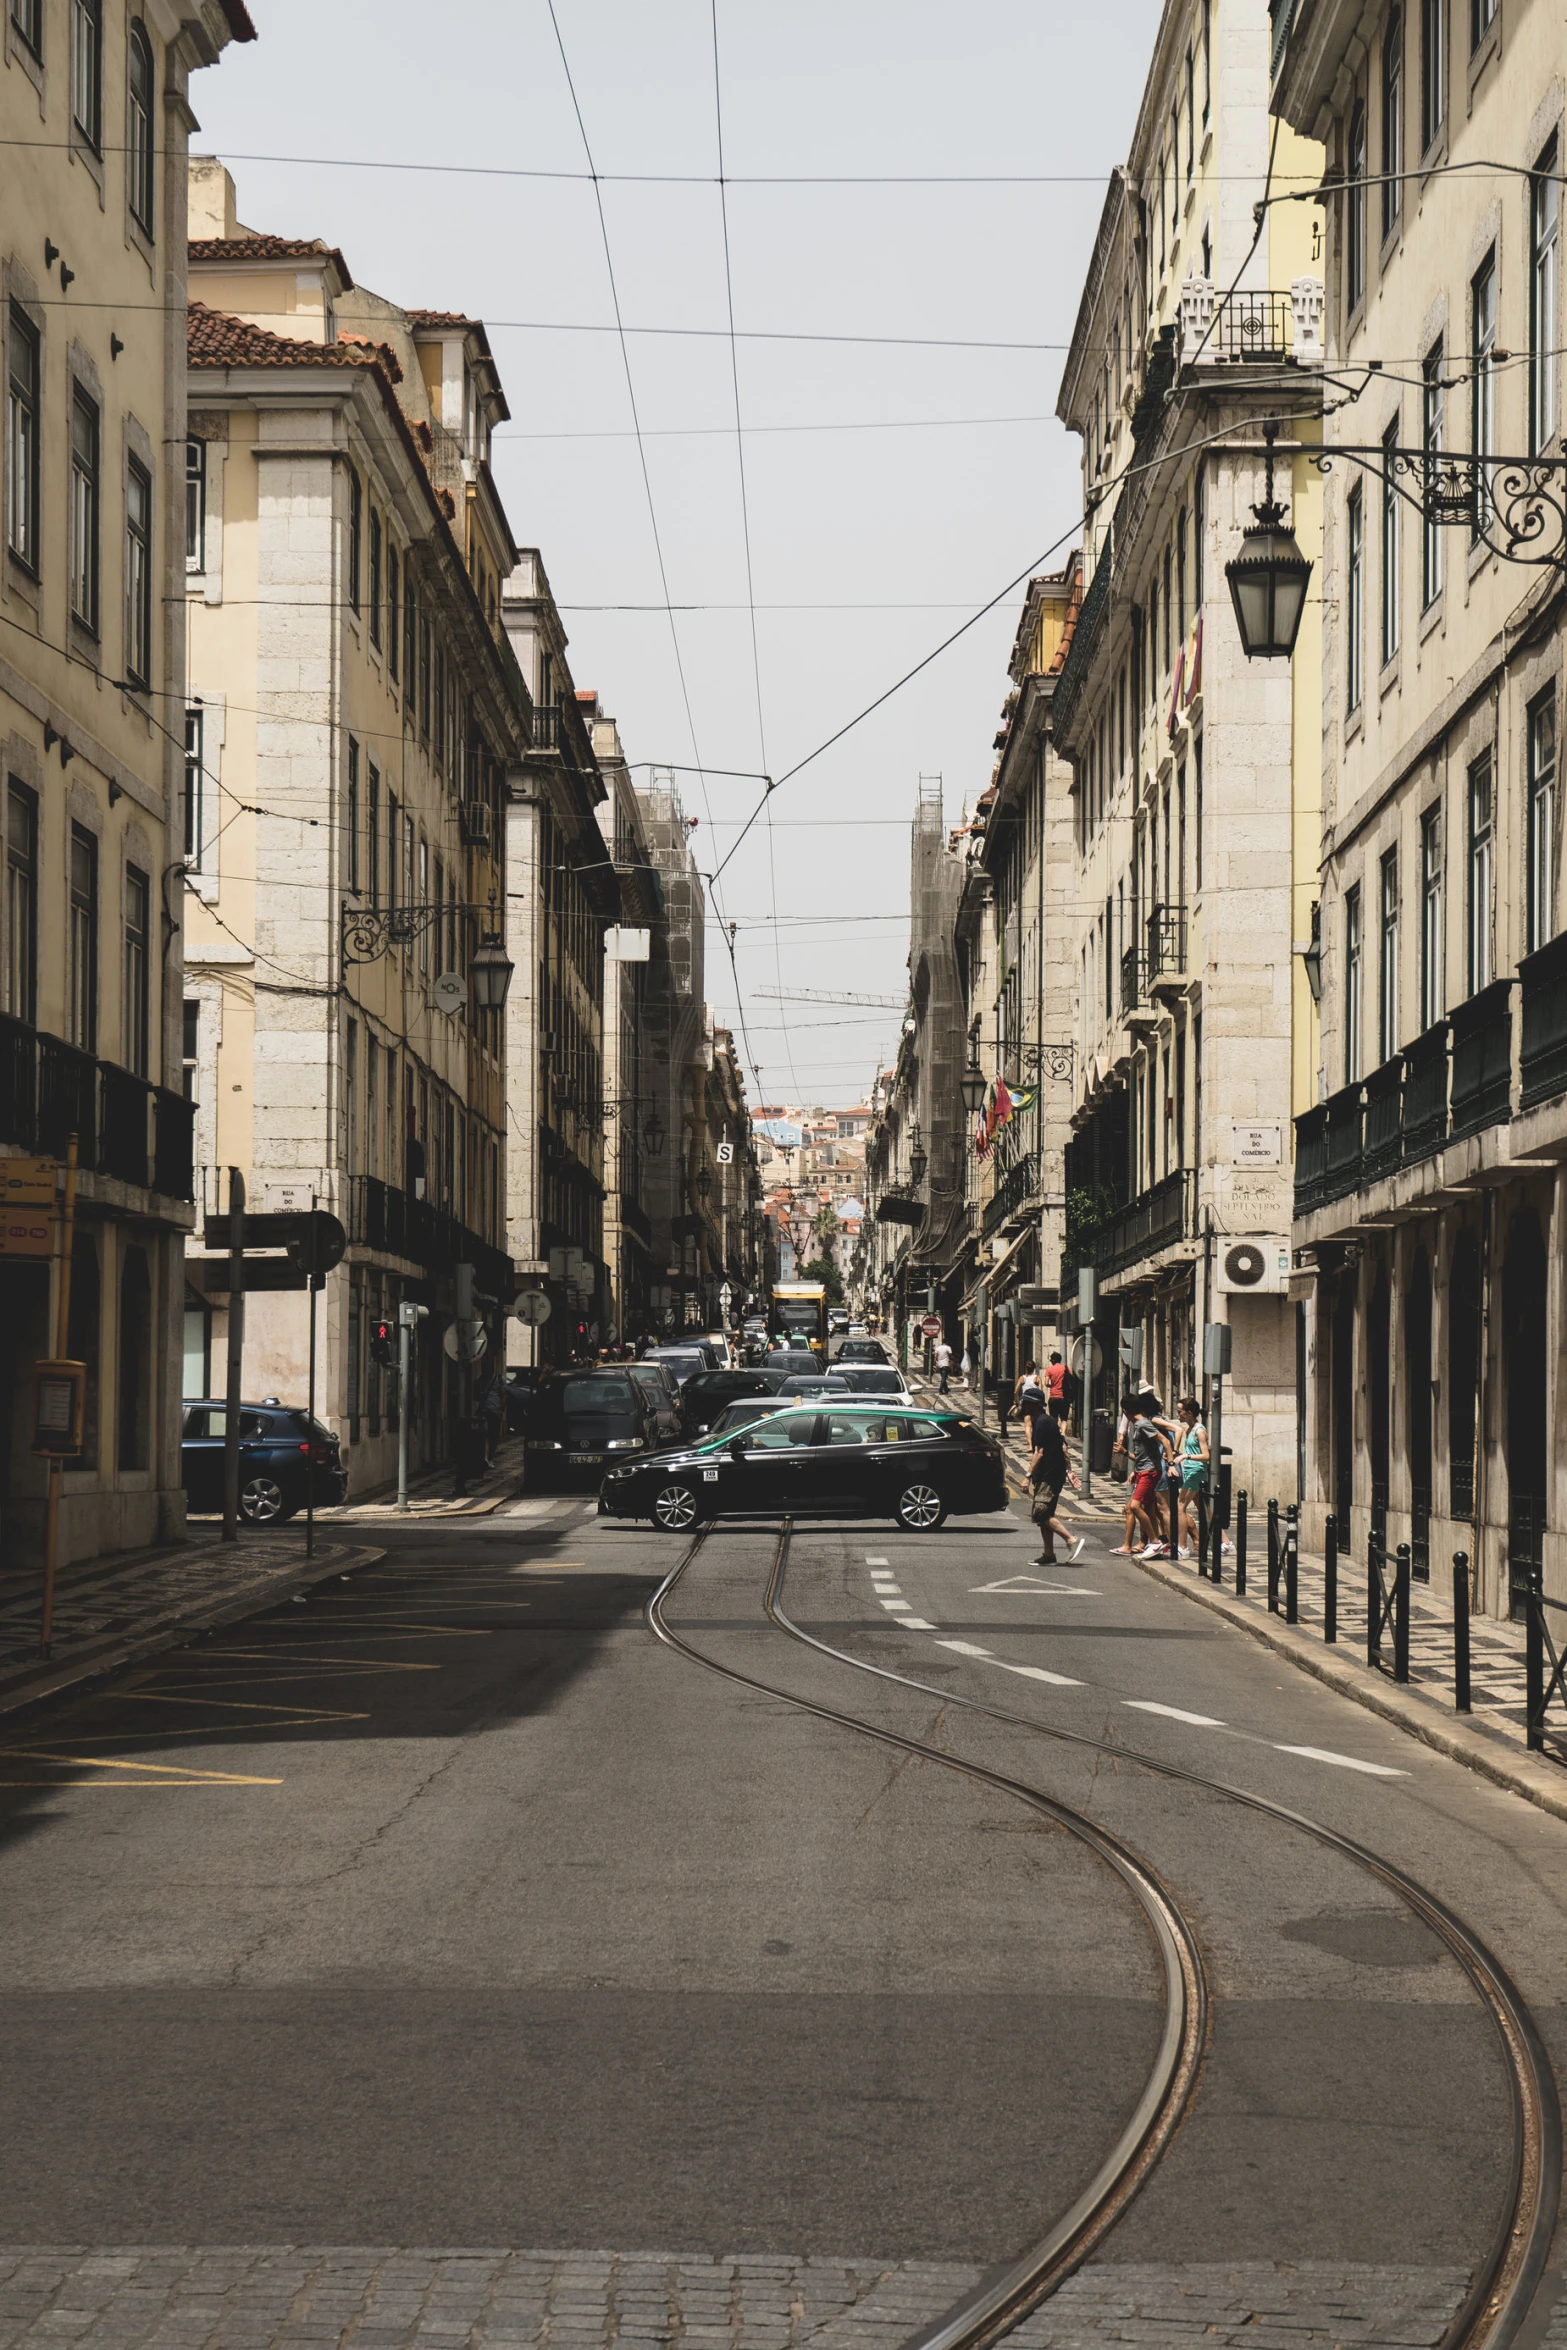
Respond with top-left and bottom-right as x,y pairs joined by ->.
647,1517 -> 1562,2350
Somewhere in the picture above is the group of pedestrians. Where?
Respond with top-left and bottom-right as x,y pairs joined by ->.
1114,1391 -> 1211,1560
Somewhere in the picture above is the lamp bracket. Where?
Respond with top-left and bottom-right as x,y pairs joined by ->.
341,901 -> 488,963
976,1039 -> 1077,1080
1309,446 -> 1567,572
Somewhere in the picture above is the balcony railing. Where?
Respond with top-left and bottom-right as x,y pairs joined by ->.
1322,1081 -> 1365,1203
1519,929 -> 1567,1110
1053,530 -> 1112,744
346,1173 -> 512,1299
1402,1019 -> 1450,1162
1078,1167 -> 1198,1281
1178,276 -> 1325,367
982,1151 -> 1035,1240
1119,945 -> 1148,1018
1449,978 -> 1514,1141
1293,1103 -> 1327,1216
1146,903 -> 1188,988
1361,1055 -> 1404,1183
0,1014 -> 194,1199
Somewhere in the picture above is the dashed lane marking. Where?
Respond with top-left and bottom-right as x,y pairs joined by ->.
866,1556 -> 890,1566
879,1599 -> 913,1613
1124,1700 -> 1229,1727
899,1617 -> 938,1630
994,1660 -> 1084,1688
936,1639 -> 996,1659
1274,1743 -> 1407,1776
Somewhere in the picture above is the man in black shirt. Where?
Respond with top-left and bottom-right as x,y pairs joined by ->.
1028,1409 -> 1083,1564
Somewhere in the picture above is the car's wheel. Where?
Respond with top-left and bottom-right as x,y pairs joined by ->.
894,1482 -> 945,1533
651,1480 -> 703,1532
239,1474 -> 293,1524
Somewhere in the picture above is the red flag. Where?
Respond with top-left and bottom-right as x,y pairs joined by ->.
994,1076 -> 1015,1127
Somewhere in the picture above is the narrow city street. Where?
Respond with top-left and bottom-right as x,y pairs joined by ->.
3,1500 -> 1566,2345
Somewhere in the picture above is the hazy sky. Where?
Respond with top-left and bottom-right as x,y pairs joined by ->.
193,0 -> 1162,1107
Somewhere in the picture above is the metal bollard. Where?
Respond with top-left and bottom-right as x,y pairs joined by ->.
1452,1551 -> 1471,1712
1324,1512 -> 1338,1643
1526,1568 -> 1545,1753
1267,1499 -> 1281,1613
1235,1489 -> 1248,1598
1285,1505 -> 1299,1625
1367,1526 -> 1383,1668
1394,1541 -> 1411,1683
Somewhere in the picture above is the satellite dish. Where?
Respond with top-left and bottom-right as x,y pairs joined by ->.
433,970 -> 467,1016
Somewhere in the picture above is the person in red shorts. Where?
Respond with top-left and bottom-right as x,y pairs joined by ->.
1116,1390 -> 1173,1554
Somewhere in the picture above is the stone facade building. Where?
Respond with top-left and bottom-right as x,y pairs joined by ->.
1274,0 -> 1567,1613
0,4 -> 252,1571
1050,0 -> 1326,1494
181,169 -> 526,1500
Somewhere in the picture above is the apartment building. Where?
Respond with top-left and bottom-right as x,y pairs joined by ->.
1274,0 -> 1567,1613
586,690 -> 663,1341
0,4 -> 251,1571
182,169 -> 526,1498
1051,0 -> 1325,1493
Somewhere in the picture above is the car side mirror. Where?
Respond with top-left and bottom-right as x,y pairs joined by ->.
728,1437 -> 747,1462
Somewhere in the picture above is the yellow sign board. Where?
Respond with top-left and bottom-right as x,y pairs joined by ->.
1,1158 -> 58,1206
0,1209 -> 54,1258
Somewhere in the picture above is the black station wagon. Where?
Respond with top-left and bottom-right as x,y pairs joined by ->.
597,1402 -> 1008,1533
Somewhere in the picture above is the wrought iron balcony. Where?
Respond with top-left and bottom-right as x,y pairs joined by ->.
1145,903 -> 1188,991
1178,275 -> 1324,368
1449,978 -> 1514,1141
1293,1104 -> 1327,1216
981,1151 -> 1035,1241
1321,1081 -> 1365,1203
1519,930 -> 1567,1111
1119,945 -> 1149,1019
1401,1019 -> 1450,1163
1076,1167 -> 1197,1280
0,1015 -> 193,1199
1361,1055 -> 1404,1183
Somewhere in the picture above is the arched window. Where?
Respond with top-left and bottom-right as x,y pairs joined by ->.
128,24 -> 154,236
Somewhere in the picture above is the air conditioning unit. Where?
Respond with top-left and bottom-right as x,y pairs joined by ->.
460,800 -> 492,847
1217,1237 -> 1291,1296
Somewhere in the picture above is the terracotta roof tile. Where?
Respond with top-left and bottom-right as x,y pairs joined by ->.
405,309 -> 473,329
188,235 -> 354,289
187,300 -> 402,383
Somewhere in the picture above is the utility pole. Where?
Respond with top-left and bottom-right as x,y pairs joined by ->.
38,1133 -> 79,1659
222,1167 -> 245,1542
397,1300 -> 429,1510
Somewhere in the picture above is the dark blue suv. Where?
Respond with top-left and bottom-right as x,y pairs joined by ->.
182,1399 -> 348,1523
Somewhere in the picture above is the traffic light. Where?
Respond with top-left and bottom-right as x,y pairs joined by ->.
370,1318 -> 395,1366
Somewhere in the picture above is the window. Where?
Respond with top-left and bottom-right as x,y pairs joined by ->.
386,790 -> 399,913
1185,49 -> 1195,177
346,1018 -> 359,1174
347,467 -> 362,613
1472,248 -> 1496,535
71,0 -> 101,148
127,24 -> 154,235
1344,886 -> 1363,1084
1470,0 -> 1494,50
1382,9 -> 1403,242
69,824 -> 97,1052
368,507 -> 382,647
387,542 -> 400,680
5,781 -> 37,1024
123,863 -> 150,1077
1201,0 -> 1211,120
1379,848 -> 1400,1062
418,612 -> 431,735
1420,804 -> 1443,1029
1194,736 -> 1203,890
1421,0 -> 1446,150
1528,692 -> 1558,952
367,762 -> 381,903
1346,485 -> 1364,712
1532,139 -> 1560,453
1346,103 -> 1367,316
182,998 -> 199,1100
1381,420 -> 1400,664
1467,752 -> 1493,994
124,456 -> 151,687
183,707 -> 207,869
69,385 -> 99,629
347,738 -> 360,894
7,306 -> 39,571
11,0 -> 41,57
1422,339 -> 1445,604
418,838 -> 430,972
185,437 -> 205,570
404,581 -> 416,699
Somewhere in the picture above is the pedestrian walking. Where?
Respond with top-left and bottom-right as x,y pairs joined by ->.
1116,1390 -> 1173,1555
1028,1408 -> 1082,1565
934,1336 -> 953,1394
1045,1352 -> 1069,1422
480,1362 -> 506,1463
1174,1397 -> 1209,1557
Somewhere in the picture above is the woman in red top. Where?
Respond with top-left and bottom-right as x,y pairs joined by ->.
1045,1353 -> 1069,1422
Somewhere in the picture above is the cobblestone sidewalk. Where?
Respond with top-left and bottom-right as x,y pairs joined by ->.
0,1529 -> 382,1717
0,2248 -> 1492,2350
313,1435 -> 528,1522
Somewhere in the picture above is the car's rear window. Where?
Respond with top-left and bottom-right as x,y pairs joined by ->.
865,1414 -> 948,1443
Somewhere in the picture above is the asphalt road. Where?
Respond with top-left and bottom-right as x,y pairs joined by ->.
2,1488 -> 1567,2347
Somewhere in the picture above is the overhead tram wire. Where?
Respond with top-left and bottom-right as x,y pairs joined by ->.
542,0 -> 769,1103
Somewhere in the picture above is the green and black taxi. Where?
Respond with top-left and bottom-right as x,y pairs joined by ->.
597,1402 -> 1008,1533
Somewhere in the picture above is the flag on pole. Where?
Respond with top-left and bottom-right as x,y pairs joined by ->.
993,1075 -> 1016,1127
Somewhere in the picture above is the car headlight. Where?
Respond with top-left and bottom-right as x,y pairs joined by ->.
527,1440 -> 563,1451
607,1437 -> 644,1450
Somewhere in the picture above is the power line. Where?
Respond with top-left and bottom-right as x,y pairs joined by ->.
500,410 -> 1056,442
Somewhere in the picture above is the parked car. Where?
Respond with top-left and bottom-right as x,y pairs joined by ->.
679,1366 -> 789,1437
641,1345 -> 710,1386
628,1360 -> 682,1446
830,1365 -> 911,1399
707,1397 -> 792,1438
525,1369 -> 660,1483
777,1374 -> 854,1399
598,1403 -> 1008,1533
182,1399 -> 348,1524
504,1366 -> 548,1437
835,1337 -> 892,1364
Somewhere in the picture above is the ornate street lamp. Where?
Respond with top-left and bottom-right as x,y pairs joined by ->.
908,1122 -> 928,1186
642,1110 -> 666,1158
959,1050 -> 987,1118
694,1165 -> 713,1202
1226,419 -> 1313,660
468,927 -> 515,1012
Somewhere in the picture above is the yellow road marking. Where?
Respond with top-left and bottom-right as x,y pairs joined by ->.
0,1776 -> 281,1789
0,1747 -> 284,1782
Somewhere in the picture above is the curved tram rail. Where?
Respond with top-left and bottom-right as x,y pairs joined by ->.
648,1522 -> 1207,2350
760,1523 -> 1563,2350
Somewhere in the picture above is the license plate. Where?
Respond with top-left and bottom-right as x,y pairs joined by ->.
571,1452 -> 604,1466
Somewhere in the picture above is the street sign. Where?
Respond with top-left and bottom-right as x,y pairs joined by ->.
0,1208 -> 54,1257
190,1258 -> 315,1293
285,1212 -> 346,1277
1,1157 -> 56,1204
920,1313 -> 942,1338
204,1210 -> 344,1271
443,1319 -> 488,1362
514,1290 -> 552,1326
716,1141 -> 734,1165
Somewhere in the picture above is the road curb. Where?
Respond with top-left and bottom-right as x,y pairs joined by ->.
1125,1545 -> 1567,1826
0,1539 -> 386,1723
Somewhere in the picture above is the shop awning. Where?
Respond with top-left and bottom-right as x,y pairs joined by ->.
959,1221 -> 1034,1314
